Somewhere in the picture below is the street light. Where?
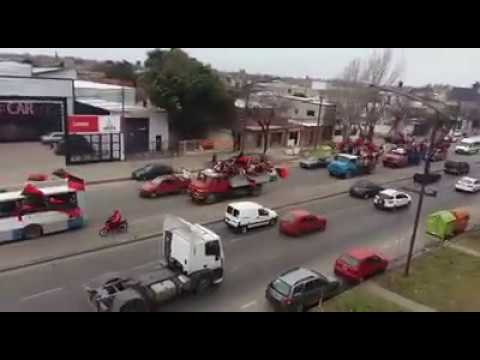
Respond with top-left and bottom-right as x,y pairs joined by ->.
369,84 -> 455,276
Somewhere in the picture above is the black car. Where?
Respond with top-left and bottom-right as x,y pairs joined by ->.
132,163 -> 174,181
349,180 -> 384,199
54,135 -> 94,156
444,161 -> 470,176
299,156 -> 331,169
266,267 -> 340,312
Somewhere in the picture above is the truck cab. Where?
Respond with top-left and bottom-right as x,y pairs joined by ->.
327,154 -> 360,178
85,216 -> 224,312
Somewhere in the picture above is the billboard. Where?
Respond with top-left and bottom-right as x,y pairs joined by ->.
0,99 -> 64,142
68,115 -> 121,134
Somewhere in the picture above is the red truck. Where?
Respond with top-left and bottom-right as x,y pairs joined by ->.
189,155 -> 287,204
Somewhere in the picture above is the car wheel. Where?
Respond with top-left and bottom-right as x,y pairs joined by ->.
24,225 -> 43,240
195,277 -> 212,295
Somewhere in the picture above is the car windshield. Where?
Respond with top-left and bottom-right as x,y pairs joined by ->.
354,180 -> 371,188
227,206 -> 240,217
378,193 -> 394,200
271,279 -> 291,297
151,177 -> 164,185
282,213 -> 297,222
460,178 -> 474,185
340,255 -> 360,267
306,157 -> 317,162
143,165 -> 154,172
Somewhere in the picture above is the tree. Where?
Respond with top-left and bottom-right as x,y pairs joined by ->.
330,49 -> 406,141
141,49 -> 236,142
94,60 -> 137,83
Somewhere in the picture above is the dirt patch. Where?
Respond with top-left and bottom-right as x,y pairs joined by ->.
378,247 -> 480,312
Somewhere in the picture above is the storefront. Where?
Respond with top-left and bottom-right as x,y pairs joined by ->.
67,114 -> 125,164
0,97 -> 68,142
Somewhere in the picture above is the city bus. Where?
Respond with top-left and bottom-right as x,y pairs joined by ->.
0,176 -> 87,243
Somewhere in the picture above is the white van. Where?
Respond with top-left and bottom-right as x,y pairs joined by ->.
455,136 -> 480,155
225,201 -> 278,233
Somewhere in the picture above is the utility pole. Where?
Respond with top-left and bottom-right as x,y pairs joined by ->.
404,112 -> 441,276
314,96 -> 323,149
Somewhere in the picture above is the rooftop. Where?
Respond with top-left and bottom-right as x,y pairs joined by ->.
346,248 -> 378,260
228,201 -> 262,210
76,98 -> 156,113
280,267 -> 318,286
74,80 -> 134,91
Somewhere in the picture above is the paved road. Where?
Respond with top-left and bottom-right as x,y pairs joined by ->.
2,161 -> 480,312
71,150 -> 476,226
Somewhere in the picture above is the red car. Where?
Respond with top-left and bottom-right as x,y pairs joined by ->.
334,248 -> 389,283
140,174 -> 191,198
279,210 -> 327,237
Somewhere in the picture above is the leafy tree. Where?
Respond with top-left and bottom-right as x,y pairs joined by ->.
141,48 -> 236,140
94,60 -> 137,83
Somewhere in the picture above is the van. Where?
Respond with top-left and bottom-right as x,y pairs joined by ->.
225,201 -> 278,233
455,137 -> 480,155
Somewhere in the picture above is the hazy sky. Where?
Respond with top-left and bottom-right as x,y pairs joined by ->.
2,48 -> 479,87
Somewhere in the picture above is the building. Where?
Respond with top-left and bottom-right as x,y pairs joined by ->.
0,61 -> 75,142
236,93 -> 336,150
447,82 -> 480,132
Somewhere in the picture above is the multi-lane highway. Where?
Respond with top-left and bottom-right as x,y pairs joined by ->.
2,157 -> 480,312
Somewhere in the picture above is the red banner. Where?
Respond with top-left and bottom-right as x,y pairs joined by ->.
68,115 -> 99,133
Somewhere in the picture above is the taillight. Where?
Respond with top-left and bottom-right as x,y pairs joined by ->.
283,298 -> 292,305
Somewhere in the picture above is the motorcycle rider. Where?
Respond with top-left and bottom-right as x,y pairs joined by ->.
106,209 -> 123,228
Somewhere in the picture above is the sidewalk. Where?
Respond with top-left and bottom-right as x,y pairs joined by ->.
0,144 -> 300,187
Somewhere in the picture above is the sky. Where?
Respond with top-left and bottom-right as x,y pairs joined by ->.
1,48 -> 479,87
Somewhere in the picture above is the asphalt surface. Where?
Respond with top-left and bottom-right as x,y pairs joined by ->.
2,157 -> 480,312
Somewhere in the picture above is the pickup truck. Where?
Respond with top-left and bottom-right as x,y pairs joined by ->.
327,154 -> 376,179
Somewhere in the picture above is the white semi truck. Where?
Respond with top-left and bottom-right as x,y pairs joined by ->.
84,216 -> 224,312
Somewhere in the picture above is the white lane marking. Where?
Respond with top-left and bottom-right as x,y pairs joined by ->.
240,300 -> 257,310
21,287 -> 63,302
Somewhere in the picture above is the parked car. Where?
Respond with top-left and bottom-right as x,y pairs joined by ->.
265,267 -> 340,312
300,156 -> 331,169
225,201 -> 277,233
455,137 -> 480,155
132,163 -> 174,181
455,177 -> 480,193
334,248 -> 389,283
373,189 -> 412,210
139,173 -> 191,198
279,209 -> 327,237
444,161 -> 470,176
41,132 -> 64,145
54,135 -> 94,156
349,180 -> 384,199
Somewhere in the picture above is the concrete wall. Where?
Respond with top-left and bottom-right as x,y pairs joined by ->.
0,76 -> 74,114
148,110 -> 169,151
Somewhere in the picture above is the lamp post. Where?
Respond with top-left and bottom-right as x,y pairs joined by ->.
314,96 -> 324,149
369,84 -> 454,276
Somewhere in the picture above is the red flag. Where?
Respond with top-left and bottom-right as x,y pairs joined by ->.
68,175 -> 85,191
22,183 -> 44,198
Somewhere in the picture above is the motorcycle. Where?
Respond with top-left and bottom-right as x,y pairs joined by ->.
99,218 -> 128,237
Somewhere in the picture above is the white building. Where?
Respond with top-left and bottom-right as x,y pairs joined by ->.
0,61 -> 75,142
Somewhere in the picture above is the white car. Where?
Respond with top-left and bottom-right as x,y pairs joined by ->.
455,177 -> 480,193
373,189 -> 412,210
225,201 -> 278,233
41,132 -> 64,145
